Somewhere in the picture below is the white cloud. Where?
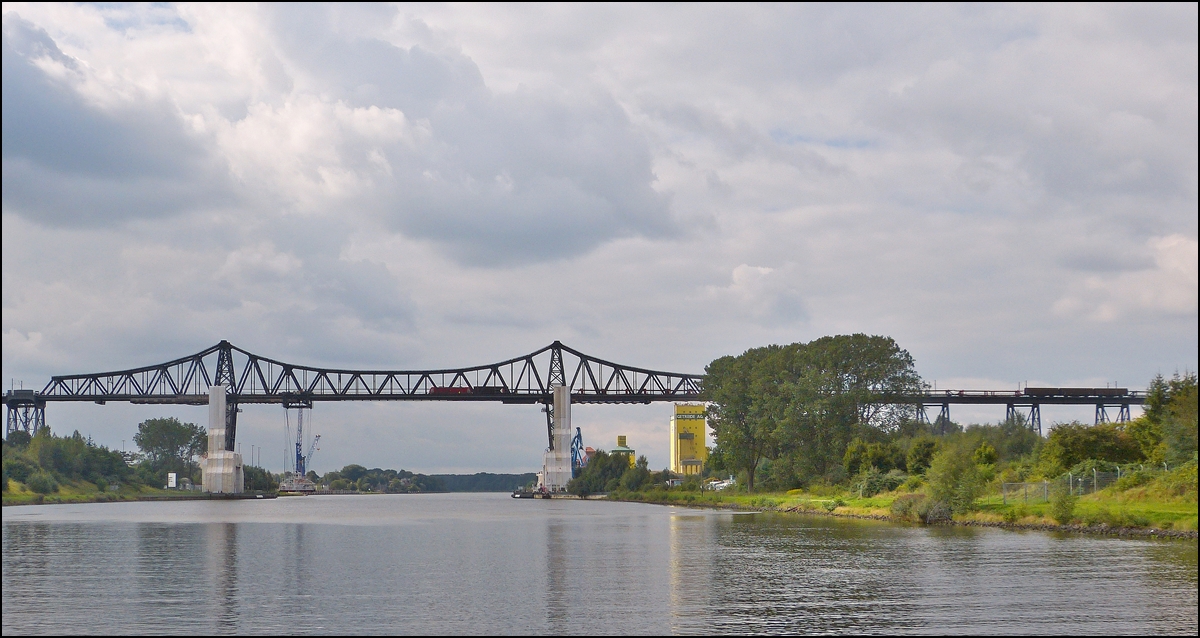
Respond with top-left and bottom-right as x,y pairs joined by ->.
1054,234 -> 1198,321
2,4 -> 1196,472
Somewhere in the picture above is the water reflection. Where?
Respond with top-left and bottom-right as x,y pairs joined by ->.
206,523 -> 239,631
545,520 -> 570,631
4,496 -> 1196,635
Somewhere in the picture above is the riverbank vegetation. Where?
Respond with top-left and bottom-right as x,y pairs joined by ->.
2,417 -> 277,505
316,464 -> 443,492
596,334 -> 1197,533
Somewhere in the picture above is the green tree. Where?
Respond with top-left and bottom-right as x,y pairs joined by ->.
973,442 -> 998,466
620,456 -> 652,491
340,464 -> 368,482
6,431 -> 32,449
704,334 -> 924,488
133,418 -> 205,468
568,450 -> 632,496
1125,416 -> 1163,462
1128,373 -> 1197,464
844,438 -> 903,475
243,465 -> 278,491
906,438 -> 937,475
704,350 -> 779,492
1162,373 -> 1198,464
781,335 -> 922,482
925,445 -> 984,513
1040,421 -> 1141,475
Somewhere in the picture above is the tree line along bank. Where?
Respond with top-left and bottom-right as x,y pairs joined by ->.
570,334 -> 1196,530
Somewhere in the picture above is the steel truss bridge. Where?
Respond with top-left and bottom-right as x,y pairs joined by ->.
3,340 -> 1144,448
4,340 -> 703,451
913,388 -> 1145,435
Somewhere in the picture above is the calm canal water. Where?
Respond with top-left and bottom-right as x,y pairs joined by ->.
3,493 -> 1196,635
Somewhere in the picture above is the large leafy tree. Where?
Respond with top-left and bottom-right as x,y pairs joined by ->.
704,348 -> 782,492
704,334 -> 925,489
133,417 -> 206,474
783,335 -> 923,479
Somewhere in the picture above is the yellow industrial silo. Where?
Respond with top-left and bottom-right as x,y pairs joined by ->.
612,435 -> 636,467
669,404 -> 707,475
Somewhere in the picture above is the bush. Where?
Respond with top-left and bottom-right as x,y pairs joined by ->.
852,467 -> 908,498
890,493 -> 925,521
5,456 -> 37,484
1152,460 -> 1198,499
918,499 -> 952,523
901,475 -> 924,492
27,470 -> 59,494
94,477 -> 108,493
1050,486 -> 1077,525
822,498 -> 844,512
1113,469 -> 1155,491
973,442 -> 998,466
925,446 -> 984,513
1002,503 -> 1030,524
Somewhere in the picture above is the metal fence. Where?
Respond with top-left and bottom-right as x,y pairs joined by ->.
1001,481 -> 1050,504
1002,464 -> 1177,504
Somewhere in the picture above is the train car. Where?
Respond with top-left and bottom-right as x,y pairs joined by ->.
429,386 -> 472,395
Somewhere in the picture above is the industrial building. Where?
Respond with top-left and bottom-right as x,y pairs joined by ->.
611,435 -> 636,467
669,403 -> 707,475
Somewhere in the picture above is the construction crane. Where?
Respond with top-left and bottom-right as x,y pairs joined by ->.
570,427 -> 585,478
291,408 -> 322,477
280,407 -> 320,493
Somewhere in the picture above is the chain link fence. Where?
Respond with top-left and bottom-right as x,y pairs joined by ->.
1002,463 -> 1177,504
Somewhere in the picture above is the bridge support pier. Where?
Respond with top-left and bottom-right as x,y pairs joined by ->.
5,391 -> 45,437
539,386 -> 573,492
201,385 -> 243,494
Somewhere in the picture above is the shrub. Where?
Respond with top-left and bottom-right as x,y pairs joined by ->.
27,470 -> 59,494
1113,468 -> 1155,491
1001,503 -> 1032,524
918,499 -> 952,523
926,446 -> 984,513
901,475 -> 924,492
890,493 -> 925,521
822,498 -> 844,512
94,477 -> 108,493
1049,486 -> 1077,525
973,442 -> 998,466
5,456 -> 37,484
852,467 -> 907,498
1151,461 -> 1198,499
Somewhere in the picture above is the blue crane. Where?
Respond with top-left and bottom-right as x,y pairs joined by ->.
570,427 -> 585,477
292,408 -> 320,478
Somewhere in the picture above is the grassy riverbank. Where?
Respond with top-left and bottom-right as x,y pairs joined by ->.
2,478 -> 205,506
608,464 -> 1198,538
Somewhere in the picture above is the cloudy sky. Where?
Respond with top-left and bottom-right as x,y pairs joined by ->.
2,3 -> 1196,474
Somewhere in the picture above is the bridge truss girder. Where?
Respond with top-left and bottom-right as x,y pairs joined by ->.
34,340 -> 702,406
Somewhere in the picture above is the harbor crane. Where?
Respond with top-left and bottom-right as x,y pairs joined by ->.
279,407 -> 320,493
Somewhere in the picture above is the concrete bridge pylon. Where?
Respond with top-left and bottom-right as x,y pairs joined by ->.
539,385 -> 573,492
202,385 -> 243,493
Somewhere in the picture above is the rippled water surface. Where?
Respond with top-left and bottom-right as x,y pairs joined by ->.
3,493 -> 1196,635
